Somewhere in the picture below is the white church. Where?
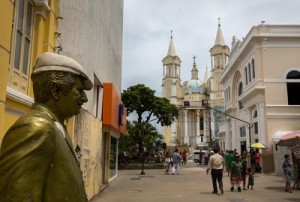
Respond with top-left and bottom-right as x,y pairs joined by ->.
161,21 -> 229,149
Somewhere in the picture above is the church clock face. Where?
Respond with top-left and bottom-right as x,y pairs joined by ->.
214,72 -> 222,81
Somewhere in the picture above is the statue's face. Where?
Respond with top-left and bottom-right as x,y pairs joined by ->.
57,77 -> 88,119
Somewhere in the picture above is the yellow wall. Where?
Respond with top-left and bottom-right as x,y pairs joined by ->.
0,0 -> 60,142
0,0 -> 14,137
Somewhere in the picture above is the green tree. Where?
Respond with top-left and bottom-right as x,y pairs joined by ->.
121,84 -> 178,126
120,84 -> 178,158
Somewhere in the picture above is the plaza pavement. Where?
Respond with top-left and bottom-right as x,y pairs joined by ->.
90,160 -> 300,202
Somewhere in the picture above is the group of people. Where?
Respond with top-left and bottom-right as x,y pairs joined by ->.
206,148 -> 256,195
164,149 -> 188,175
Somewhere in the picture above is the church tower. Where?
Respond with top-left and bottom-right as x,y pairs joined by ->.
209,19 -> 230,139
162,32 -> 182,146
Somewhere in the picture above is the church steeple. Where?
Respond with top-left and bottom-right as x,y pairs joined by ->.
214,18 -> 226,46
191,55 -> 198,80
203,65 -> 209,83
167,30 -> 177,56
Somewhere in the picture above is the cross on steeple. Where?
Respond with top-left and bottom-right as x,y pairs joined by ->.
171,30 -> 173,38
193,55 -> 197,64
218,18 -> 221,26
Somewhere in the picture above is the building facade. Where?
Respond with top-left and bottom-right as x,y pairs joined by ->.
220,23 -> 300,173
162,23 -> 228,149
0,0 -> 126,199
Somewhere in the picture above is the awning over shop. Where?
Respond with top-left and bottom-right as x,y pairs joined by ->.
102,83 -> 127,136
272,131 -> 292,144
273,131 -> 300,147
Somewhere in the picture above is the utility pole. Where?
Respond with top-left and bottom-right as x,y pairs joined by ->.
202,100 -> 252,148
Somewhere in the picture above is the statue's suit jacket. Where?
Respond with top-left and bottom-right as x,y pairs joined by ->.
0,103 -> 87,202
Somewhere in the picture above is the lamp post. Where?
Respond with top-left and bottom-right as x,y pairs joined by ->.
140,118 -> 159,175
201,100 -> 252,147
140,124 -> 145,175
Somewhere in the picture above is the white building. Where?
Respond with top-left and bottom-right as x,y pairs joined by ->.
220,22 -> 300,173
58,0 -> 125,199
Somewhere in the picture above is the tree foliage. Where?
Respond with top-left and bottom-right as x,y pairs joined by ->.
121,84 -> 178,126
120,84 -> 179,159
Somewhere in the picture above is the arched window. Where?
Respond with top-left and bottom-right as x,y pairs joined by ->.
244,67 -> 248,85
252,59 -> 255,79
286,70 -> 300,105
238,82 -> 243,96
253,110 -> 257,118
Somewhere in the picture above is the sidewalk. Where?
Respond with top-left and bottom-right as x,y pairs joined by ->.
90,160 -> 300,202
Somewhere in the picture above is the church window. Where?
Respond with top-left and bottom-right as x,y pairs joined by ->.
286,70 -> 300,105
8,0 -> 34,93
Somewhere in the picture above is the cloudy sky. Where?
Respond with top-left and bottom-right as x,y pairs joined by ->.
122,0 -> 300,95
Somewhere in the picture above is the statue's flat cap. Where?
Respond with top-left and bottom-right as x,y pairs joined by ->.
32,52 -> 93,90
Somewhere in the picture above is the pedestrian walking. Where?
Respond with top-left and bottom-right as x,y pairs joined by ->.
171,149 -> 181,175
182,149 -> 188,165
206,148 -> 225,194
199,149 -> 203,165
282,154 -> 293,193
230,154 -> 243,192
225,150 -> 234,176
241,153 -> 248,190
247,167 -> 255,190
164,152 -> 171,175
204,150 -> 209,165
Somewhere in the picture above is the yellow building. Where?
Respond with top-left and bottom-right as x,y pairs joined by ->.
1,1 -> 126,199
0,0 -> 60,141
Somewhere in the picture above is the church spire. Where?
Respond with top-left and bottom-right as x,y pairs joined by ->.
214,18 -> 226,46
167,30 -> 177,56
191,55 -> 198,80
203,65 -> 209,83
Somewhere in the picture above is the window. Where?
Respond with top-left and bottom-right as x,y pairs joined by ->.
93,75 -> 103,119
238,101 -> 243,109
253,110 -> 257,118
286,70 -> 300,105
9,0 -> 34,93
248,63 -> 251,82
251,59 -> 255,79
240,126 -> 246,137
238,82 -> 243,96
244,67 -> 248,85
200,117 -> 204,130
254,122 -> 258,134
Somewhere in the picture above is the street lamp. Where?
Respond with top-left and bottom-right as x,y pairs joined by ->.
201,99 -> 253,148
139,118 -> 159,175
140,125 -> 145,175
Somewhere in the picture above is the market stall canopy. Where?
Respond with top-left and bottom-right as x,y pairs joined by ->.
251,142 -> 269,149
276,131 -> 300,146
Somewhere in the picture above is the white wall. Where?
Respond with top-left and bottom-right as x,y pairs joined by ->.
58,0 -> 123,113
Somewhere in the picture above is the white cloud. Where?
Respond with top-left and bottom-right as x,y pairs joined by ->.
122,0 -> 300,96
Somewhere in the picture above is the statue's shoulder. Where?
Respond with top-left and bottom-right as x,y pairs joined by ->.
16,108 -> 55,129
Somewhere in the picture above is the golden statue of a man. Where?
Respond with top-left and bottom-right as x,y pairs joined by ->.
0,52 -> 93,202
